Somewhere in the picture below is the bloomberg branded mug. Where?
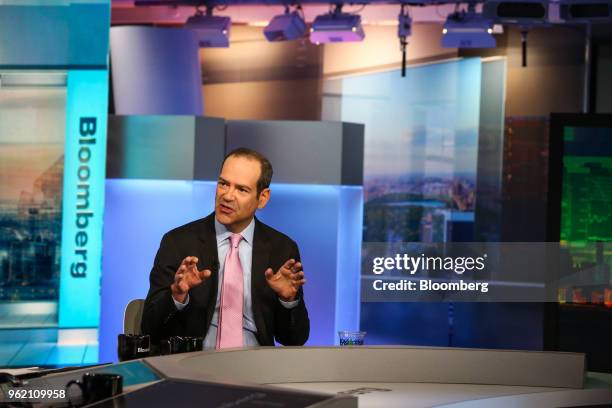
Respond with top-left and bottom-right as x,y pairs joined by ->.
66,372 -> 123,405
117,334 -> 151,361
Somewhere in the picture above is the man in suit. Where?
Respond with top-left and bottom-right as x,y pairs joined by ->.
141,148 -> 309,348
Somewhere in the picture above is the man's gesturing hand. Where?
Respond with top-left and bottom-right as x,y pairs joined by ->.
171,256 -> 211,304
264,259 -> 306,302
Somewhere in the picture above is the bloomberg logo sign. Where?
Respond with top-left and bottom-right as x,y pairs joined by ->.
71,117 -> 98,279
59,71 -> 108,328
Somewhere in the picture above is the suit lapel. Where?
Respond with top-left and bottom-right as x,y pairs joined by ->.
251,217 -> 271,343
196,213 -> 220,330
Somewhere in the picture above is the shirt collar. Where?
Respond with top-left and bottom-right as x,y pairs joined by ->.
214,216 -> 255,246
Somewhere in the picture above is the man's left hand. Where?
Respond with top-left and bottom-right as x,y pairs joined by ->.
265,259 -> 306,302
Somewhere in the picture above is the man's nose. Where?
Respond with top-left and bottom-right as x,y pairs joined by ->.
222,188 -> 236,200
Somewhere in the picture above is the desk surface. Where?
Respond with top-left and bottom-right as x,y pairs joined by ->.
272,381 -> 557,408
3,346 -> 612,408
143,346 -> 612,408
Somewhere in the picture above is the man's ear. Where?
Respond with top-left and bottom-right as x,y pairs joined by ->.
257,188 -> 270,209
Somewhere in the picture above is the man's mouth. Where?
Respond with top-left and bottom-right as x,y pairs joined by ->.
218,203 -> 234,214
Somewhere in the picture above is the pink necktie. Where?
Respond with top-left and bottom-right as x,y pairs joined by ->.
216,233 -> 244,349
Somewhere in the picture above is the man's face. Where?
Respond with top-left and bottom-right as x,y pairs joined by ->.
215,155 -> 270,233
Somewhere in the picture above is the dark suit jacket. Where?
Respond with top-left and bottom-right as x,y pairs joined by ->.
141,213 -> 310,346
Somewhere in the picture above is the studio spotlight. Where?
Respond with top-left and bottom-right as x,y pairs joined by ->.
264,8 -> 307,42
186,7 -> 231,48
483,0 -> 549,25
560,0 -> 612,22
441,7 -> 496,48
398,7 -> 412,38
482,1 -> 549,66
310,5 -> 365,44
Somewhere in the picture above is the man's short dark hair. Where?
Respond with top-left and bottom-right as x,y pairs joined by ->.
223,148 -> 273,196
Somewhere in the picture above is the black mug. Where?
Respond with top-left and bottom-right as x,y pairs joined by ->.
66,373 -> 123,405
161,336 -> 204,354
182,336 -> 204,353
117,334 -> 151,361
161,336 -> 183,355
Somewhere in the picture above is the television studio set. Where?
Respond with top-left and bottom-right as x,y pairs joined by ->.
0,0 -> 611,407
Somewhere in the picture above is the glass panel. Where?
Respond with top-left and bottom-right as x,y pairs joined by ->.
0,72 -> 66,327
323,58 -> 482,244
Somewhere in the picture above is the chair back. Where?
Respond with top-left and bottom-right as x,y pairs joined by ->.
124,299 -> 145,335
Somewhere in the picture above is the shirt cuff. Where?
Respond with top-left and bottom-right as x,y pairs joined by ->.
172,293 -> 190,310
279,297 -> 299,309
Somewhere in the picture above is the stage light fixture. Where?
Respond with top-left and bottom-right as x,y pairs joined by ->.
264,8 -> 307,42
397,5 -> 412,77
186,7 -> 231,48
560,0 -> 612,22
398,8 -> 412,38
441,8 -> 496,49
483,0 -> 549,25
310,5 -> 365,44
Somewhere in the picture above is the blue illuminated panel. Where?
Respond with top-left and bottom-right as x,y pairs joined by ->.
59,70 -> 109,328
99,180 -> 216,363
99,180 -> 362,362
257,184 -> 363,345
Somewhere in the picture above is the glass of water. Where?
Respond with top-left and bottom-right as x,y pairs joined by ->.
338,331 -> 367,346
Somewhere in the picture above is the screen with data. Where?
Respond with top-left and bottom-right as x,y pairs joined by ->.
550,114 -> 612,373
560,125 -> 612,304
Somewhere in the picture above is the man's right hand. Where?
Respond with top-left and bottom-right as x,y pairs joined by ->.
171,256 -> 211,304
